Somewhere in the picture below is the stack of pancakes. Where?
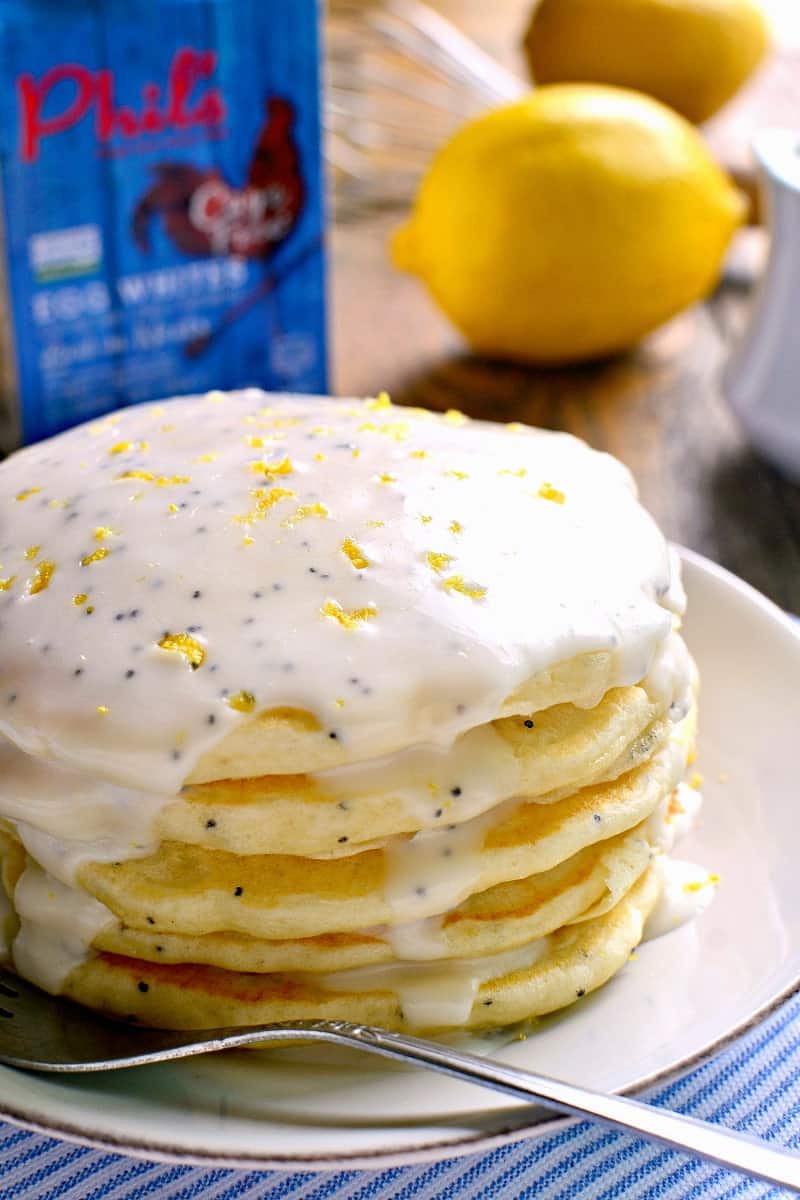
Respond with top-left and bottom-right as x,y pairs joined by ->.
0,390 -> 707,1033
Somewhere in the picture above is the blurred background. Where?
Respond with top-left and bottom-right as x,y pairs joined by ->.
327,0 -> 800,611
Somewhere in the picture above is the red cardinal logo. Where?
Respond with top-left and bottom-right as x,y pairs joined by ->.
132,97 -> 304,259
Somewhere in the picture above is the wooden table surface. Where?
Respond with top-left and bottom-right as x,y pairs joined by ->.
330,0 -> 800,612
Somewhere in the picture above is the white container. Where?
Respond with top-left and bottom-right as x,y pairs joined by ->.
724,130 -> 800,480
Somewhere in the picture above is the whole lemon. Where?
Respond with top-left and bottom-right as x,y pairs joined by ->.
391,85 -> 745,365
524,0 -> 770,124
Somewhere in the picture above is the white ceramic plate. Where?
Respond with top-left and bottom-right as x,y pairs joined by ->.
1,548 -> 799,1170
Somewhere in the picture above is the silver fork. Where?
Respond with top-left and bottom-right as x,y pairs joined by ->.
0,965 -> 797,1190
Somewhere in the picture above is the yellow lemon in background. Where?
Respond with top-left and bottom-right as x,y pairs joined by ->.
523,0 -> 770,124
391,85 -> 745,365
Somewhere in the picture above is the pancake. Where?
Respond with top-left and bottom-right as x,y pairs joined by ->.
0,389 -> 708,1036
92,822 -> 654,972
186,650 -> 654,783
59,868 -> 661,1032
163,669 -> 686,856
77,708 -> 693,940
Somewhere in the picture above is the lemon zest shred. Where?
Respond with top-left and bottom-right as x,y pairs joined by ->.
282,502 -> 329,526
322,599 -> 377,629
29,559 -> 56,594
157,632 -> 206,670
342,538 -> 370,570
442,574 -> 486,600
426,551 -> 454,574
538,481 -> 565,504
365,391 -> 392,411
249,456 -> 293,478
444,409 -> 467,425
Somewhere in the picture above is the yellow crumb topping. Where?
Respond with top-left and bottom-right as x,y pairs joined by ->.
24,545 -> 40,561
689,772 -> 703,790
446,470 -> 468,480
409,449 -> 429,460
93,526 -> 115,542
499,467 -> 527,478
15,487 -> 41,502
80,547 -> 109,567
97,706 -> 109,716
0,577 -> 16,591
157,632 -> 206,670
73,593 -> 88,606
194,453 -> 218,464
419,514 -> 433,524
366,519 -> 385,528
342,538 -> 370,570
444,409 -> 467,425
377,473 -> 396,485
449,520 -> 463,535
109,441 -> 133,455
322,599 -> 378,629
228,690 -> 256,714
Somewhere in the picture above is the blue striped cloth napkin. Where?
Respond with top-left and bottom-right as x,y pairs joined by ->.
2,987 -> 799,1200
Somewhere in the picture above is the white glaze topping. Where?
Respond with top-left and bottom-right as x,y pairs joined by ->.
316,628 -> 694,828
643,856 -> 719,941
0,389 -> 682,791
0,739 -> 163,884
12,862 -> 115,994
312,934 -> 551,1028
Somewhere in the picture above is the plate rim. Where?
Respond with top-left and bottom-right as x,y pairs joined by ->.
1,546 -> 799,1172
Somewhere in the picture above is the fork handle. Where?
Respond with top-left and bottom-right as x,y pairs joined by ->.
258,1023 -> 799,1191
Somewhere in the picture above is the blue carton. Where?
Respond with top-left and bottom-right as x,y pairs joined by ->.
0,0 -> 327,446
